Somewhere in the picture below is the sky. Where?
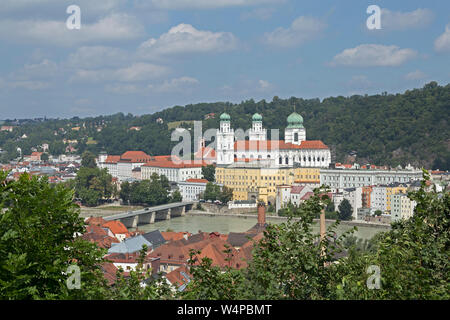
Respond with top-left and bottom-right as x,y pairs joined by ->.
0,0 -> 449,119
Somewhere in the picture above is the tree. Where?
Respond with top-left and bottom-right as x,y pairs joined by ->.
201,165 -> 216,182
0,172 -> 109,299
170,190 -> 182,203
374,210 -> 382,216
219,186 -> 233,204
338,199 -> 353,221
81,151 -> 97,168
41,152 -> 49,161
203,182 -> 220,201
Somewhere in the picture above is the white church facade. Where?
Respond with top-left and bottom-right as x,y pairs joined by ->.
216,112 -> 331,168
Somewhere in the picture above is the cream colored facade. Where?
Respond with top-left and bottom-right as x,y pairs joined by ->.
386,186 -> 408,212
215,164 -> 320,205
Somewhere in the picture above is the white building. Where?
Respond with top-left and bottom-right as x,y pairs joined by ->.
321,167 -> 422,189
177,179 -> 210,201
216,112 -> 331,168
275,184 -> 315,212
98,151 -> 151,181
141,156 -> 205,183
371,186 -> 387,212
391,193 -> 416,222
332,188 -> 363,220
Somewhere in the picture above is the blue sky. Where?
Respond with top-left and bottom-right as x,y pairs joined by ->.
0,0 -> 449,119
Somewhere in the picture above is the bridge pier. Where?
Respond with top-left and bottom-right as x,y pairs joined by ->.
170,206 -> 185,217
138,212 -> 155,225
120,215 -> 138,229
155,208 -> 171,221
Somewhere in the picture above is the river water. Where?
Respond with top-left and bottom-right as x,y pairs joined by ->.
132,213 -> 388,240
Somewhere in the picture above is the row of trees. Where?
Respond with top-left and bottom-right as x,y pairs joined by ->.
202,182 -> 233,204
120,174 -> 182,206
2,82 -> 449,169
278,198 -> 353,221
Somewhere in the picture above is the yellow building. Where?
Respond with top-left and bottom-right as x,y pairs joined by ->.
215,164 -> 320,205
385,186 -> 408,212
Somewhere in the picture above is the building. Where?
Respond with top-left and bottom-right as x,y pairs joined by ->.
177,178 -> 210,201
98,151 -> 151,181
141,156 -> 205,183
216,164 -> 320,205
320,167 -> 422,189
216,112 -> 331,167
391,193 -> 416,222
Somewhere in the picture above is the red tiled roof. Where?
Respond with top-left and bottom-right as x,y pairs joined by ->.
166,265 -> 191,287
194,147 -> 216,161
291,186 -> 305,194
161,231 -> 190,242
103,221 -> 130,236
234,140 -> 328,151
120,151 -> 152,163
105,155 -> 121,163
185,178 -> 209,184
143,156 -> 208,168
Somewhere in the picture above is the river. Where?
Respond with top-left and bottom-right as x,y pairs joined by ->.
130,212 -> 388,240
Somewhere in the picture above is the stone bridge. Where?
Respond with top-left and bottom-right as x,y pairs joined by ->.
103,202 -> 194,228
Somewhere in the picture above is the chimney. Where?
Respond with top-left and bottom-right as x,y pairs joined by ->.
257,202 -> 266,226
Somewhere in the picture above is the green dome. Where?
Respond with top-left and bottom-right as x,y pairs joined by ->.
220,112 -> 231,121
252,113 -> 262,121
287,112 -> 304,128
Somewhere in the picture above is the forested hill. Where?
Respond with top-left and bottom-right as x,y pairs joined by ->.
1,81 -> 449,170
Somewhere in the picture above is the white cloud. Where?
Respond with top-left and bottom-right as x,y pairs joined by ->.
263,16 -> 326,47
67,46 -> 130,69
0,13 -> 145,46
434,24 -> 450,53
138,24 -> 237,59
148,77 -> 199,93
13,59 -> 59,80
140,0 -> 283,10
405,70 -> 427,80
71,63 -> 169,83
381,8 -> 434,30
331,44 -> 417,67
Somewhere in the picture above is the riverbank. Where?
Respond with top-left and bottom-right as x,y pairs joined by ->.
187,210 -> 391,230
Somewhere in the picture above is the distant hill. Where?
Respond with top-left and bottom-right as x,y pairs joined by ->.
1,81 -> 449,170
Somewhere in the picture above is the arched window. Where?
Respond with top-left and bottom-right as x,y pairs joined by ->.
267,155 -> 271,159
285,157 -> 289,164
279,157 -> 282,164
303,156 -> 306,162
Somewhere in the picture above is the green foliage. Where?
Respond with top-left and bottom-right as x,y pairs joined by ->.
170,190 -> 183,203
0,171 -> 109,299
203,182 -> 221,201
74,166 -> 113,207
219,186 -> 233,204
338,199 -> 353,221
201,165 -> 216,182
184,172 -> 449,300
81,151 -> 97,168
119,173 -> 170,206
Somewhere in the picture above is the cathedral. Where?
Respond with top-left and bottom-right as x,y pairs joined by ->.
216,112 -> 331,168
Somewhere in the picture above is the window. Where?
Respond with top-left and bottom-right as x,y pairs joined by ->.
294,132 -> 298,142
